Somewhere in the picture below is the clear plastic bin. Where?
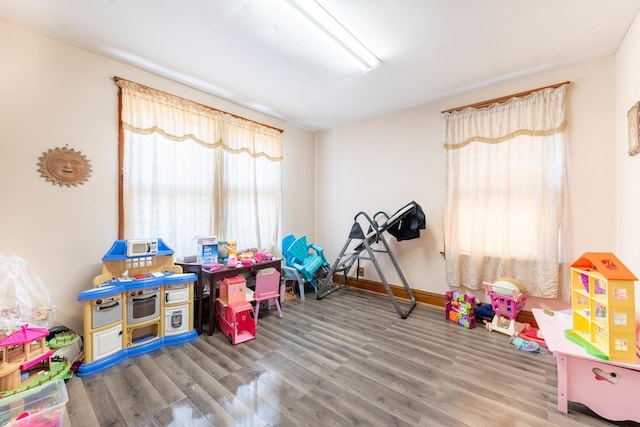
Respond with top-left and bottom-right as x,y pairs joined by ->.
0,380 -> 68,427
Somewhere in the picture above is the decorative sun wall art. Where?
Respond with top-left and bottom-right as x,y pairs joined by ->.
37,146 -> 92,187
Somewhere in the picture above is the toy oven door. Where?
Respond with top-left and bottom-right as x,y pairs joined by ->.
91,297 -> 122,329
127,291 -> 160,324
165,285 -> 189,305
165,304 -> 189,335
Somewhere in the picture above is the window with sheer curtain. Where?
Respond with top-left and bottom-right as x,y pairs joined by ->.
116,79 -> 282,259
443,84 -> 568,298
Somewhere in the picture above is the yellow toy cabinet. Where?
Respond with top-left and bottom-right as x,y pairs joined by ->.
570,252 -> 637,361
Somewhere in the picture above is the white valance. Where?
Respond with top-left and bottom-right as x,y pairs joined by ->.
444,85 -> 567,150
116,79 -> 282,161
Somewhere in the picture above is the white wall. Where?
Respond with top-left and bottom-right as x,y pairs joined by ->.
316,56 -> 618,308
617,13 -> 640,276
0,21 -> 316,332
616,11 -> 640,348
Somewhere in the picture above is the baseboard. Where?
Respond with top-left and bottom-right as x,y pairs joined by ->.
337,275 -> 537,327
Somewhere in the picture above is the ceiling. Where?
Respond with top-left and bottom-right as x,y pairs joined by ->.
1,1 -> 640,131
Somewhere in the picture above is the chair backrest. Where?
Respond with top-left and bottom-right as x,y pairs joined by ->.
287,235 -> 310,265
254,268 -> 281,299
282,234 -> 296,266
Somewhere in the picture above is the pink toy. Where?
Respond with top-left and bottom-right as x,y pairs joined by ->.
0,324 -> 54,394
227,254 -> 238,267
215,300 -> 256,345
483,279 -> 527,336
253,268 -> 282,323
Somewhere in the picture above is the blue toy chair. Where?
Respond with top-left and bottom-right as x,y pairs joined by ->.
282,234 -> 296,267
281,234 -> 329,298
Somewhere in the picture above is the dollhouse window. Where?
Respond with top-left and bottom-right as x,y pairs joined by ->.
613,312 -> 628,326
594,279 -> 606,294
614,287 -> 628,300
7,344 -> 21,358
614,338 -> 629,352
595,325 -> 608,340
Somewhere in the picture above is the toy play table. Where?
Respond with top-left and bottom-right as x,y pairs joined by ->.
533,308 -> 640,423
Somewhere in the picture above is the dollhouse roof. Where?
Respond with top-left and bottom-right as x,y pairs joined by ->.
570,252 -> 638,281
0,324 -> 48,346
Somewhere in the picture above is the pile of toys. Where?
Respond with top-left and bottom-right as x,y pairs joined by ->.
446,277 -> 547,354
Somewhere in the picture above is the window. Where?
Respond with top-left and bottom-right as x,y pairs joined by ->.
116,79 -> 282,259
443,84 -> 568,297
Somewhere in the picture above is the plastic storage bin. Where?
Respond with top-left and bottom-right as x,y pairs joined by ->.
0,380 -> 68,427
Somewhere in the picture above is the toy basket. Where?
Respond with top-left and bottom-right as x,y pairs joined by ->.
483,282 -> 526,320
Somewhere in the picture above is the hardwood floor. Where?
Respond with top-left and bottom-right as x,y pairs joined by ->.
62,287 -> 638,426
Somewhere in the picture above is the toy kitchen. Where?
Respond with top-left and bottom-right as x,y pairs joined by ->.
77,238 -> 197,376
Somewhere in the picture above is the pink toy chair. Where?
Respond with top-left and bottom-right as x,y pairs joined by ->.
253,268 -> 282,323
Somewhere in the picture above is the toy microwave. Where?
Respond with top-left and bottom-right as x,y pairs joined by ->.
126,238 -> 158,257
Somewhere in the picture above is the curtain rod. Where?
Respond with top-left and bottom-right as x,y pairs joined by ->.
113,76 -> 284,134
441,81 -> 570,114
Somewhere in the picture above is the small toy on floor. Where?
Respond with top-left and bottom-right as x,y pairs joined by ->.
510,336 -> 546,354
475,303 -> 495,324
516,323 -> 547,348
486,315 -> 527,335
445,291 -> 477,328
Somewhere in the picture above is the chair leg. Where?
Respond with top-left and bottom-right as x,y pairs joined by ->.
254,302 -> 260,325
298,280 -> 305,301
274,298 -> 283,318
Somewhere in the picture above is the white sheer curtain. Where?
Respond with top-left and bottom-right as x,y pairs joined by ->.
117,79 -> 282,258
443,85 -> 568,297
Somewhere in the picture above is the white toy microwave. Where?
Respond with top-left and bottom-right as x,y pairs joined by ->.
126,238 -> 159,257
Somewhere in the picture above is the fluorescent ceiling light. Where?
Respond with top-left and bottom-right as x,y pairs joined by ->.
282,0 -> 380,73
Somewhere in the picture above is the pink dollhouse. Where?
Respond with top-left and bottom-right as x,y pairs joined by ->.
0,324 -> 53,394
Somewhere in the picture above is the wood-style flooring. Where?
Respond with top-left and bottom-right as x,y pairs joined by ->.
61,287 -> 638,426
